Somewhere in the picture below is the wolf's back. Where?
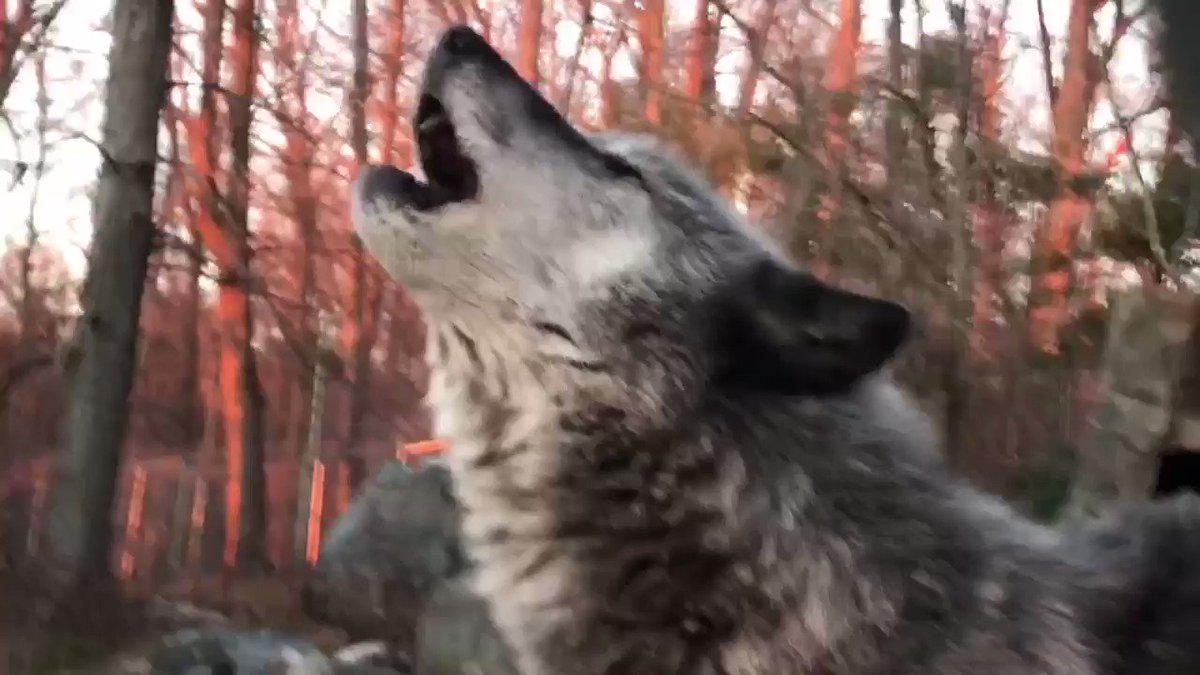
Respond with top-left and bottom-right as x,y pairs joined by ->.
1072,493 -> 1200,674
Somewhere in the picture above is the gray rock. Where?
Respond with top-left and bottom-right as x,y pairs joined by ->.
305,462 -> 466,654
1064,287 -> 1199,522
414,576 -> 519,675
147,629 -> 330,675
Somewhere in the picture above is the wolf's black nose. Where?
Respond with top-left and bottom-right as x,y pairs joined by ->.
440,25 -> 488,56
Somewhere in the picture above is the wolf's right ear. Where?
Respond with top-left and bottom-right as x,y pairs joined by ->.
712,259 -> 910,396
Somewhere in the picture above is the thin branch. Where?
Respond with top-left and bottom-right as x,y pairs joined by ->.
1036,0 -> 1057,107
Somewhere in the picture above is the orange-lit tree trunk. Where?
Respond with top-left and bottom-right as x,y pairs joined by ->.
222,0 -> 268,571
970,1 -> 1010,363
378,0 -> 410,167
189,0 -> 225,464
45,0 -> 174,594
164,44 -> 204,450
182,0 -> 267,571
684,0 -> 716,107
517,0 -> 542,86
1027,0 -> 1103,355
637,0 -> 665,125
814,0 -> 861,274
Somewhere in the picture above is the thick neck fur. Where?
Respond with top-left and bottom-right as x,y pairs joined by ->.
421,291 -> 1107,675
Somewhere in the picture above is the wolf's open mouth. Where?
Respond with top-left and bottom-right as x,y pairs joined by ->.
413,93 -> 479,208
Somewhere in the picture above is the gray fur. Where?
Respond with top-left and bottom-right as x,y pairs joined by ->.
353,26 -> 1200,675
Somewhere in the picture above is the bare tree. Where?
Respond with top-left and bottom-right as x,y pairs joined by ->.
44,0 -> 175,593
684,0 -> 717,107
222,0 -> 268,571
183,0 -> 269,572
637,0 -> 665,125
734,0 -> 777,121
600,20 -> 627,128
971,0 -> 1011,363
378,0 -> 410,167
884,0 -> 905,183
1027,0 -> 1105,355
517,0 -> 543,86
274,0 -> 320,463
342,0 -> 377,493
814,0 -> 862,274
0,0 -> 68,111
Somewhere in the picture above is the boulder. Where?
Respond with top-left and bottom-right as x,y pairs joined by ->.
1064,286 -> 1200,521
414,576 -> 519,675
147,628 -> 330,675
304,462 -> 465,656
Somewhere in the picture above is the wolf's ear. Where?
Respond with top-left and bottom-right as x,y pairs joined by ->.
713,259 -> 911,395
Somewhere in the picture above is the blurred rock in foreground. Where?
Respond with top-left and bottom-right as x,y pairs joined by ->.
144,629 -> 401,675
414,575 -> 519,675
305,460 -> 517,673
304,461 -> 464,654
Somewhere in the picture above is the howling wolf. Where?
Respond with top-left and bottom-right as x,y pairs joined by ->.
351,24 -> 1200,675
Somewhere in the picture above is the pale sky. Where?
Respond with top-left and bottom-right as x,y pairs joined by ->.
0,0 -> 1166,287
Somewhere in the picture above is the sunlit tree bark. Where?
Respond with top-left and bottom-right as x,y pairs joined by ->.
637,0 -> 665,124
1027,0 -> 1104,355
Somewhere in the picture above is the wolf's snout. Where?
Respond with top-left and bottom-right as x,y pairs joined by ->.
424,25 -> 506,91
437,25 -> 491,57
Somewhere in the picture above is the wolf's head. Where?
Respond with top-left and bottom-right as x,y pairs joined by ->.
353,26 -> 910,396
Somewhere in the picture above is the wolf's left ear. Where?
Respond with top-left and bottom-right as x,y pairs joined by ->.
712,259 -> 911,395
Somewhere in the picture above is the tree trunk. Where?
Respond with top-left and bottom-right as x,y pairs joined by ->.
637,0 -> 665,125
683,0 -> 716,107
517,0 -> 542,86
735,0 -> 777,121
884,0 -> 905,182
165,46 -> 204,452
559,0 -> 595,115
600,24 -> 626,128
970,1 -> 1010,364
1027,0 -> 1102,355
814,0 -> 861,274
221,0 -> 268,572
943,1 -> 974,470
295,314 -> 330,567
0,0 -> 69,112
274,0 -> 319,463
342,0 -> 378,494
44,0 -> 174,594
378,0 -> 409,167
